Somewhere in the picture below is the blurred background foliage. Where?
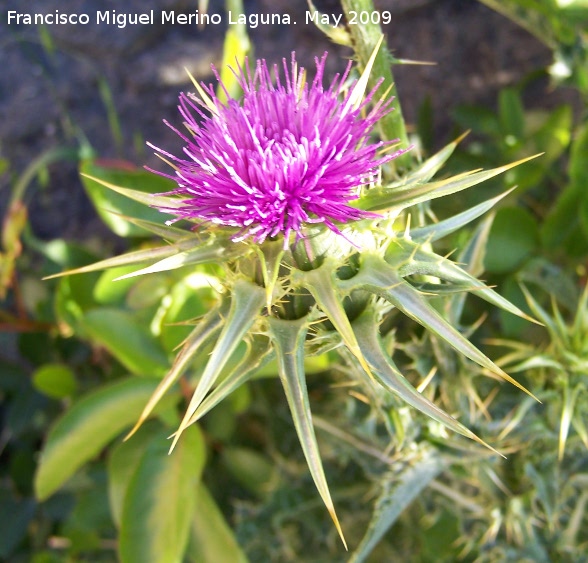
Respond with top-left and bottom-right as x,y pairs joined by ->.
1,0 -> 587,561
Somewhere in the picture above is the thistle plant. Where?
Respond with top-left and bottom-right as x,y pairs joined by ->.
52,38 -> 539,546
490,284 -> 588,461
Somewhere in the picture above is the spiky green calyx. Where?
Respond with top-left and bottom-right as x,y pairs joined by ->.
47,144 -> 543,547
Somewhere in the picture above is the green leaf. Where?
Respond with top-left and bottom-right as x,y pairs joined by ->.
541,183 -> 587,254
356,155 -> 539,212
27,237 -> 97,268
499,88 -> 525,140
307,0 -> 352,45
221,447 -> 278,498
342,253 -> 536,399
410,188 -> 514,243
119,425 -> 206,563
44,242 -> 192,280
543,123 -> 588,255
452,104 -> 501,137
61,472 -> 112,554
268,315 -> 347,548
352,308 -> 499,452
186,483 -> 249,563
81,309 -> 169,377
396,137 -> 461,187
121,216 -> 188,241
516,257 -> 578,311
0,492 -> 35,558
80,160 -> 175,237
32,363 -> 78,399
126,302 -> 228,440
349,449 -> 444,563
530,105 -> 572,164
569,123 -> 588,187
125,276 -> 171,310
171,279 -> 265,450
485,206 -> 539,274
188,335 -> 273,426
108,422 -> 159,528
158,276 -> 219,353
114,238 -> 241,281
93,266 -> 140,305
35,377 -> 166,500
388,237 -> 536,323
447,215 -> 494,324
54,272 -> 102,333
296,259 -> 370,376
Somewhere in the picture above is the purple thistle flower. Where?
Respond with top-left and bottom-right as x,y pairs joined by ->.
149,53 -> 407,245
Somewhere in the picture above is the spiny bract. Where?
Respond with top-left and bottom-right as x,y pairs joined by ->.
66,43 -> 538,545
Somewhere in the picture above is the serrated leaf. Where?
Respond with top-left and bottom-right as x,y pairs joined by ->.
268,315 -> 347,548
81,309 -> 169,377
35,377 -> 166,500
119,425 -> 206,563
349,448 -> 445,563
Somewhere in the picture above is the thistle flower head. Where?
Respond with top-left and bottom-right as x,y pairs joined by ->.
150,53 -> 406,245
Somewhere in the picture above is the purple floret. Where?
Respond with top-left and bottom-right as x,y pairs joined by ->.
149,53 -> 407,245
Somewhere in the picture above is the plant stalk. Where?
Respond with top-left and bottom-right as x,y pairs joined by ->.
341,0 -> 414,171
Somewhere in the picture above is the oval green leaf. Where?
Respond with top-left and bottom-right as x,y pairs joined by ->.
119,425 -> 206,563
32,364 -> 78,399
35,377 -> 164,500
484,206 -> 539,274
81,308 -> 169,377
107,421 -> 160,528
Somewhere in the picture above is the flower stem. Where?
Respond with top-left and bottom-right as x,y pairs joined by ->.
341,0 -> 414,171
